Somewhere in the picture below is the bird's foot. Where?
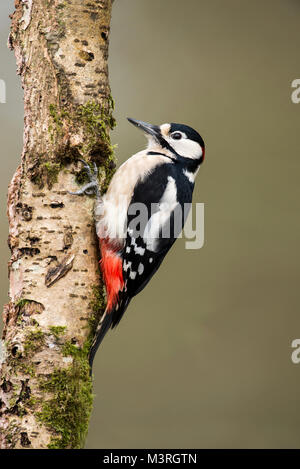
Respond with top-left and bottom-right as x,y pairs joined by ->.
69,159 -> 101,198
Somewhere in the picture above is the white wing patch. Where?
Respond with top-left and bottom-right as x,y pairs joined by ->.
130,236 -> 146,255
123,260 -> 132,272
135,246 -> 145,255
143,176 -> 179,252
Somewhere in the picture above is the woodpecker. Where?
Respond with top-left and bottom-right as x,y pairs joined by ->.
70,118 -> 205,369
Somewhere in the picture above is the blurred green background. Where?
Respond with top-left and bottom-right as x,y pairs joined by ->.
1,0 -> 300,448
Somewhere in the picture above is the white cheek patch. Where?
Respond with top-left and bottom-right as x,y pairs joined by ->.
167,138 -> 202,160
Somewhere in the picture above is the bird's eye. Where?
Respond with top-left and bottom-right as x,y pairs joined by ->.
171,132 -> 182,140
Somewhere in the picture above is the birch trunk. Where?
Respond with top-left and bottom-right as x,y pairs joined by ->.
0,0 -> 115,449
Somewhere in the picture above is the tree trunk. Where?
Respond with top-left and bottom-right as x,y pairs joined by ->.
0,0 -> 115,449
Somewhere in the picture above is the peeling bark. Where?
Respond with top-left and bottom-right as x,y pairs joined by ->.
0,0 -> 115,449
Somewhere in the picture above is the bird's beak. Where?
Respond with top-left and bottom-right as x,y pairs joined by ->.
127,118 -> 160,139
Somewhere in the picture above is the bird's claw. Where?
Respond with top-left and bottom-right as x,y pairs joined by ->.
69,159 -> 101,197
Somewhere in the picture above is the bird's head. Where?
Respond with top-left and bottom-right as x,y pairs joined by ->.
127,118 -> 205,166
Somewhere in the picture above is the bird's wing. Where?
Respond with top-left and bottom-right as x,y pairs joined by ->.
121,163 -> 190,298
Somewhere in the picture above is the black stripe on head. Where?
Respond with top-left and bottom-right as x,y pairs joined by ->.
170,123 -> 205,149
155,133 -> 178,156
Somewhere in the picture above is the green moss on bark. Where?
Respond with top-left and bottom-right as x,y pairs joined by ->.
88,284 -> 106,334
42,161 -> 61,188
41,99 -> 116,190
24,328 -> 45,355
49,325 -> 66,340
3,288 -> 105,448
15,299 -> 31,309
4,422 -> 19,447
37,340 -> 93,449
34,284 -> 108,449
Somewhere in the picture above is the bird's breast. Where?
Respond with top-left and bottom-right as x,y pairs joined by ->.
95,151 -> 171,246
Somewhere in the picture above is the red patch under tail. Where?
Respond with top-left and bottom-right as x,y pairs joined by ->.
99,238 -> 124,313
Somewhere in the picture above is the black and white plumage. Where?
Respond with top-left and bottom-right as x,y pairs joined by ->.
70,118 -> 205,369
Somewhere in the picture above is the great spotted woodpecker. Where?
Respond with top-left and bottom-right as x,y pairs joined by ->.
70,118 -> 205,369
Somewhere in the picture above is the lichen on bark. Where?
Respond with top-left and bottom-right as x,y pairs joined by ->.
0,0 -> 115,449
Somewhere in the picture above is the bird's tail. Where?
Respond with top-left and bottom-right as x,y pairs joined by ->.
88,297 -> 131,373
89,312 -> 113,371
